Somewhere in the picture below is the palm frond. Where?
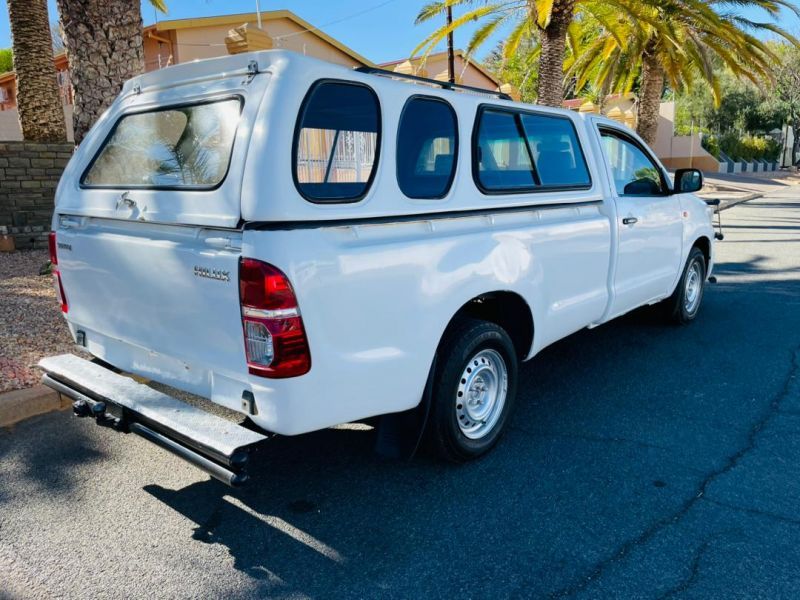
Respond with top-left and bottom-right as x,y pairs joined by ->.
147,0 -> 168,13
411,4 -> 506,59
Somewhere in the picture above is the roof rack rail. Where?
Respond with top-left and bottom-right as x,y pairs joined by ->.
354,66 -> 513,101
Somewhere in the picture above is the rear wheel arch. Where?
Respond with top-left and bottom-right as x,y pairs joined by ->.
440,291 -> 534,360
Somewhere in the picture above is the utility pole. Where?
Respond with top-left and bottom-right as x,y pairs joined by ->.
447,4 -> 455,84
256,0 -> 263,29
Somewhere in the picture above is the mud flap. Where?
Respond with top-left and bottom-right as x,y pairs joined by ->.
374,354 -> 437,460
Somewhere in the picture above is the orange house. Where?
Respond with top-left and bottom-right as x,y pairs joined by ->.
0,9 -> 510,141
0,51 -> 72,111
380,50 -> 503,94
1,9 -> 376,114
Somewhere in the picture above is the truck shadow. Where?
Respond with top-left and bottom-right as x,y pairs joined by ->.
714,254 -> 800,276
141,258 -> 800,598
0,412 -> 107,501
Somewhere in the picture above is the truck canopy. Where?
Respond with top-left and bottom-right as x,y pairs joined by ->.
56,53 -> 274,229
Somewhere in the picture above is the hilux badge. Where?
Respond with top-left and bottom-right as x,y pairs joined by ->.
194,266 -> 230,282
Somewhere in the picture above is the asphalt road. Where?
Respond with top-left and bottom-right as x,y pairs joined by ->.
2,191 -> 800,599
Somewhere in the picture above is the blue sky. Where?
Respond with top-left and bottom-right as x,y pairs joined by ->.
1,0 -> 799,64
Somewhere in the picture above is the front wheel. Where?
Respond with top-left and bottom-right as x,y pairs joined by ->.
427,318 -> 519,462
665,247 -> 707,324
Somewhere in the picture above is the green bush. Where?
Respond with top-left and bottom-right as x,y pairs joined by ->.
0,48 -> 12,74
716,133 -> 780,162
719,132 -> 742,160
762,137 -> 782,162
701,135 -> 720,159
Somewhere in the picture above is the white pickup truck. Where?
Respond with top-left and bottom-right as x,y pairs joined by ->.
39,51 -> 716,486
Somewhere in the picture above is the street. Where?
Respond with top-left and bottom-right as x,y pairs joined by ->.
1,191 -> 799,599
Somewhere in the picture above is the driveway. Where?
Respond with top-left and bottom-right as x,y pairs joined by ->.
2,191 -> 799,599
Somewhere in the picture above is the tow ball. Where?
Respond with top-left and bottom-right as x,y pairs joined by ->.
73,398 -> 126,431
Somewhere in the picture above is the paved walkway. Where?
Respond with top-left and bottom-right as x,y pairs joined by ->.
699,170 -> 800,211
704,170 -> 800,192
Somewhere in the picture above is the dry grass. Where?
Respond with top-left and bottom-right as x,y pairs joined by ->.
0,250 -> 74,392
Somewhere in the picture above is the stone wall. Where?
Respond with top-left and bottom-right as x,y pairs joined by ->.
0,141 -> 74,250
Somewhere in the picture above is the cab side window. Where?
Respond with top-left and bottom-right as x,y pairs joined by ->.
475,109 -> 536,191
600,131 -> 665,196
396,97 -> 458,199
519,113 -> 591,188
474,107 -> 592,193
294,81 -> 380,203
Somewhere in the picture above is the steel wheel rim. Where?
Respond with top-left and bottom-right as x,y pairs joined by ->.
684,260 -> 703,314
455,349 -> 508,440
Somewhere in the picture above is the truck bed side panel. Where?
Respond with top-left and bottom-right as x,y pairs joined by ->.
244,203 -> 611,434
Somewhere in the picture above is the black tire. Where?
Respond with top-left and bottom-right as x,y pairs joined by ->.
665,246 -> 707,324
427,318 -> 519,462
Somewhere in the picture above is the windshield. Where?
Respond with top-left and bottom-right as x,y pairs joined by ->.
81,98 -> 242,189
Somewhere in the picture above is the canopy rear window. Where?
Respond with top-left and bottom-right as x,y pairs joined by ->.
81,98 -> 242,190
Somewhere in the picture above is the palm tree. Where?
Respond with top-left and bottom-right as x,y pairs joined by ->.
570,0 -> 800,144
55,0 -> 167,144
484,36 -> 540,102
535,0 -> 576,107
5,0 -> 67,142
415,0 -> 571,106
414,0 -> 647,107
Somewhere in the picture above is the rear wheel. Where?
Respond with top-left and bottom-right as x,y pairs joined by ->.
427,318 -> 518,462
665,247 -> 707,324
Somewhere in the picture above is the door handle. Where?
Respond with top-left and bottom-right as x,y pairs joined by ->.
115,191 -> 136,211
622,217 -> 638,225
58,216 -> 82,229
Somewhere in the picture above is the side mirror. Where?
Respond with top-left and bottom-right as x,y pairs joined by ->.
674,168 -> 703,193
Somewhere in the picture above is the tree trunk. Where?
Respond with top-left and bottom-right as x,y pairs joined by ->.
6,0 -> 67,142
636,45 -> 665,147
535,0 -> 575,108
56,0 -> 145,144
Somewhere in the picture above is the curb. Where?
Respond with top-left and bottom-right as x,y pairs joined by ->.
0,385 -> 71,428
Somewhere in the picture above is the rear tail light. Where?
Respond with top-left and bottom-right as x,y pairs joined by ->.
48,231 -> 58,266
48,231 -> 68,313
239,258 -> 311,378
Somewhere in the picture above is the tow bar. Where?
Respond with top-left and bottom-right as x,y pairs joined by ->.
39,354 -> 269,487
704,198 -> 725,241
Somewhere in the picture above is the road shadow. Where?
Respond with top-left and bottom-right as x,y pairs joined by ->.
140,253 -> 800,597
714,254 -> 800,277
0,412 -> 107,503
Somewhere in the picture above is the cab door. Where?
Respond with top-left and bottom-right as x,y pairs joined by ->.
597,126 -> 683,317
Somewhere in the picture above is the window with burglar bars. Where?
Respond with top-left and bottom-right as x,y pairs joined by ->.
296,128 -> 377,185
294,81 -> 380,202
